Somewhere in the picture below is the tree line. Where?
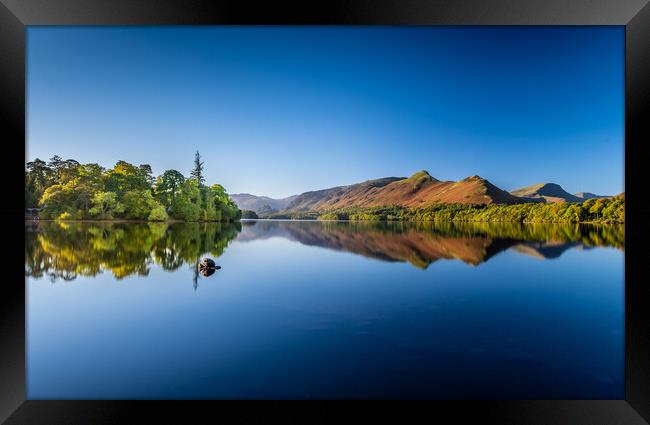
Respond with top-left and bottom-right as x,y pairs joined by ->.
25,151 -> 241,222
267,196 -> 624,224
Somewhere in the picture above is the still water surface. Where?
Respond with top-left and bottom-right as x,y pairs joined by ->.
25,220 -> 624,399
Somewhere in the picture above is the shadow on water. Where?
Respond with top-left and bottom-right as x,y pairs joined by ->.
25,220 -> 624,282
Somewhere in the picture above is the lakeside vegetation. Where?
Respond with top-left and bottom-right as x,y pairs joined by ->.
26,154 -> 622,225
241,210 -> 260,219
25,152 -> 241,222
265,196 -> 624,224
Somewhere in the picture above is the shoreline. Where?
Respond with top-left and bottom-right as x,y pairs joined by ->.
245,218 -> 623,225
26,219 -> 239,224
26,218 -> 623,225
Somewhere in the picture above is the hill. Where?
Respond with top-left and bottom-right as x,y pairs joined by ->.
575,192 -> 611,200
229,193 -> 298,214
510,183 -> 582,203
283,171 -> 531,212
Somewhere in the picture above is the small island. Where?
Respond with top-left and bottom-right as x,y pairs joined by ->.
25,151 -> 241,222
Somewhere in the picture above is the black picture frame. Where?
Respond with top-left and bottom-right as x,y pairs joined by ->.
2,1 -> 649,423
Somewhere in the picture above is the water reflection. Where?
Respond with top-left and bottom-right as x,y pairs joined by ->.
26,220 -> 623,282
25,221 -> 241,285
240,220 -> 624,268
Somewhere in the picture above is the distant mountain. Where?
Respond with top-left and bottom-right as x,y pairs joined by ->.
234,175 -> 617,214
283,171 -> 531,212
574,192 -> 611,200
510,183 -> 583,203
229,193 -> 298,214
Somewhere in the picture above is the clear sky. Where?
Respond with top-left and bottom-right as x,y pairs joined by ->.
27,26 -> 624,198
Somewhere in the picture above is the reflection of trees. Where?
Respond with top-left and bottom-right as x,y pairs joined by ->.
307,221 -> 624,250
25,221 -> 241,281
239,221 -> 624,269
26,220 -> 623,279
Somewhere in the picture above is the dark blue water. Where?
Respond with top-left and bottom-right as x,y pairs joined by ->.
25,220 -> 624,399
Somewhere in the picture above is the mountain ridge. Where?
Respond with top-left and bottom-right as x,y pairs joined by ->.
510,182 -> 582,203
510,183 -> 610,203
574,192 -> 611,200
232,173 -> 615,214
229,193 -> 298,214
283,171 -> 534,212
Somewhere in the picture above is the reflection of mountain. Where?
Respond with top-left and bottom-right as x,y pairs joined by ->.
25,222 -> 241,281
284,224 -> 497,267
510,241 -> 587,260
26,220 -> 624,279
238,221 -> 623,269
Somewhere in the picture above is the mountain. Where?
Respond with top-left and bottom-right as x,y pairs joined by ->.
509,183 -> 583,203
283,171 -> 531,212
574,192 -> 610,200
229,193 -> 298,214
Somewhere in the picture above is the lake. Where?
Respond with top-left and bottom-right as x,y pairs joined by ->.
25,220 -> 624,399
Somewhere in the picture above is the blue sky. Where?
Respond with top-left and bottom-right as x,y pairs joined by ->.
27,26 -> 624,198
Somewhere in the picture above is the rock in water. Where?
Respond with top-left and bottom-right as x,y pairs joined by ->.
198,258 -> 221,277
200,258 -> 216,269
200,267 -> 216,277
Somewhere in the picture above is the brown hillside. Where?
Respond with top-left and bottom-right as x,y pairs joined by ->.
510,183 -> 581,203
284,171 -> 529,212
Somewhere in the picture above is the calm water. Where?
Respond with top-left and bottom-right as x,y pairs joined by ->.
25,220 -> 624,399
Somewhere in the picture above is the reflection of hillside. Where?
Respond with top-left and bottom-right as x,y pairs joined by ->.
510,241 -> 586,260
286,225 -> 497,268
26,220 -> 624,279
25,222 -> 241,281
236,221 -> 295,242
237,221 -> 623,269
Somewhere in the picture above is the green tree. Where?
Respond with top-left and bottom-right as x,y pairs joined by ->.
105,160 -> 149,196
139,164 -> 155,186
170,180 -> 202,221
39,184 -> 71,218
210,184 -> 241,221
58,159 -> 81,184
63,163 -> 106,213
588,199 -> 606,221
25,172 -> 39,208
26,158 -> 53,193
26,155 -> 243,222
89,192 -> 124,219
154,169 -> 186,208
241,210 -> 259,219
47,155 -> 65,175
148,203 -> 169,221
190,150 -> 205,186
122,189 -> 157,219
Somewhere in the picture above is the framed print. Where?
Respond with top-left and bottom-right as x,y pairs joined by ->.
2,0 -> 650,423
